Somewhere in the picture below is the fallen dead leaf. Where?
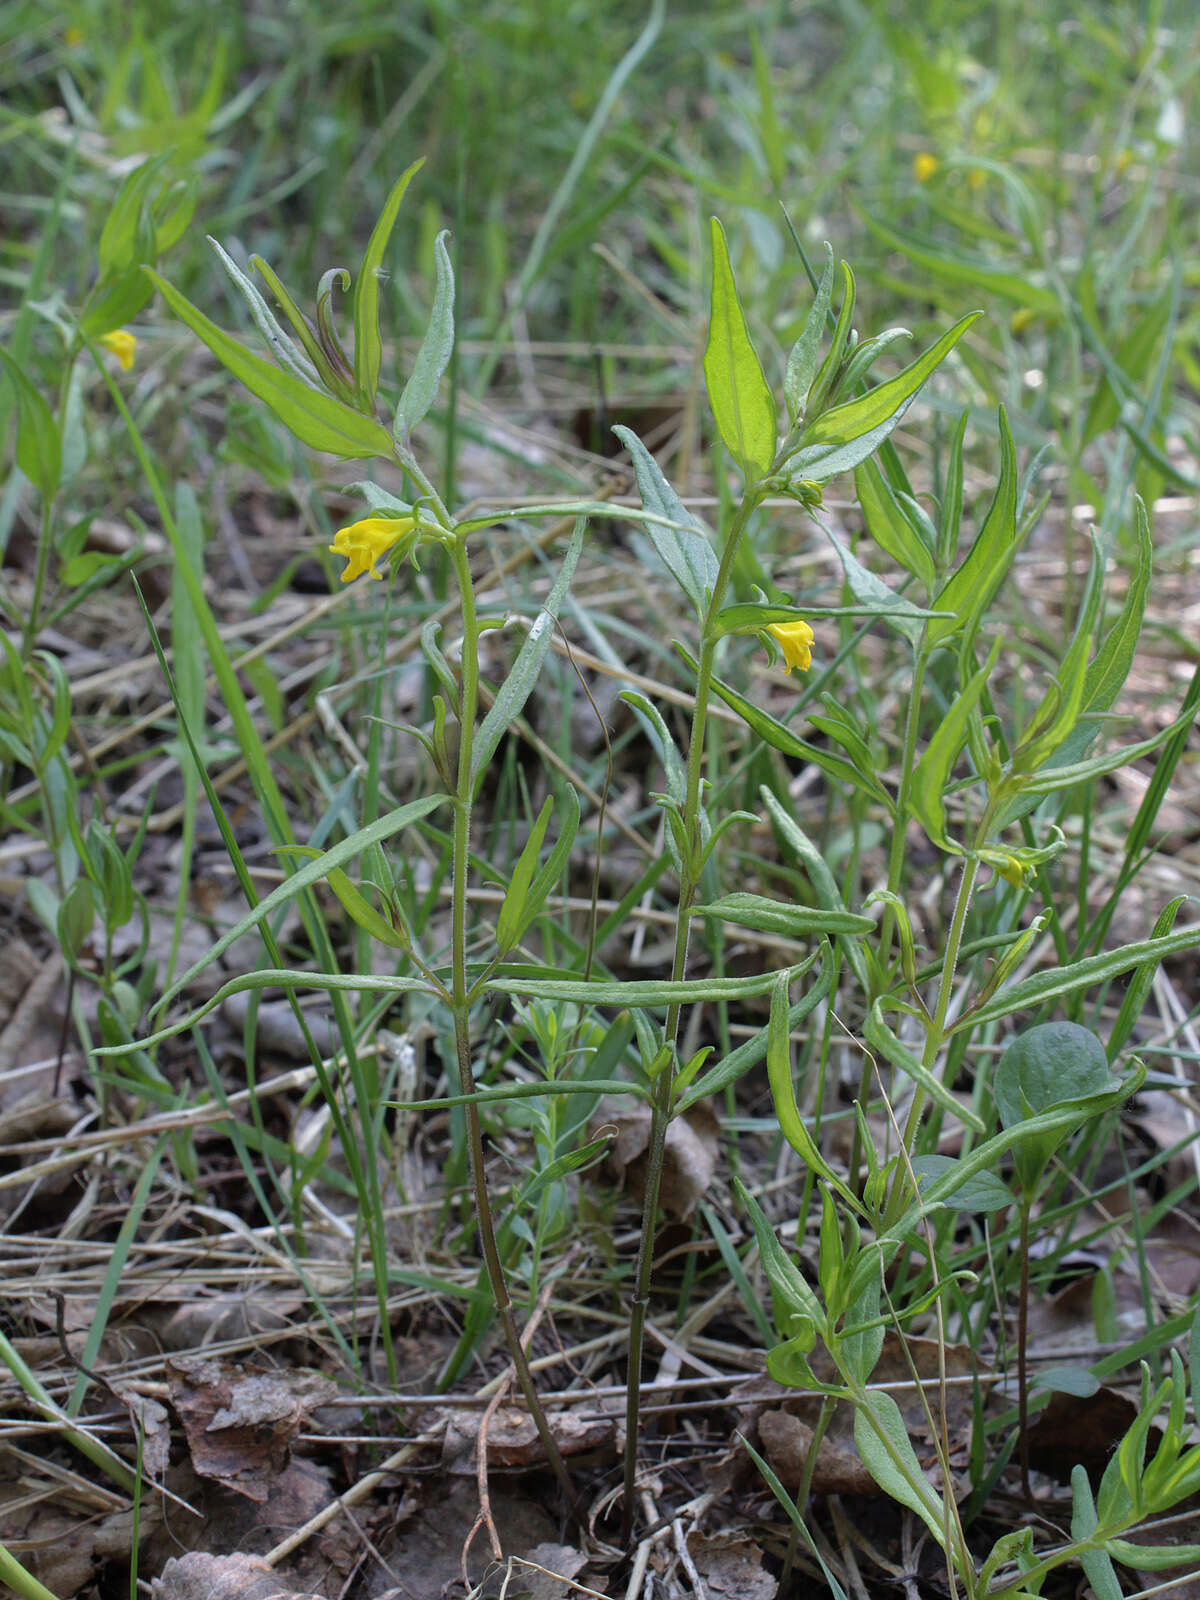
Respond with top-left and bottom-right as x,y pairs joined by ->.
1026,1387 -> 1148,1485
597,1098 -> 720,1218
167,1357 -> 338,1501
151,1550 -> 325,1600
443,1405 -> 616,1473
686,1529 -> 778,1600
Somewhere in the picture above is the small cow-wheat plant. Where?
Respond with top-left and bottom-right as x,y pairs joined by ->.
71,161 -> 1200,1591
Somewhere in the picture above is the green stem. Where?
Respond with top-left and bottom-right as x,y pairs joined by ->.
849,648 -> 929,1192
1017,1195 -> 1032,1499
882,848 -> 982,1232
621,483 -> 763,1545
447,537 -> 581,1518
879,646 -> 929,970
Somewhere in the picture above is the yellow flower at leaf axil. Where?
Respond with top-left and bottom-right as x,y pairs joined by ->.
98,329 -> 137,371
766,619 -> 814,674
913,152 -> 939,183
329,516 -> 416,583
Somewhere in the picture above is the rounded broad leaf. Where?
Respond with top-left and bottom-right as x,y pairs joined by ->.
993,1021 -> 1114,1129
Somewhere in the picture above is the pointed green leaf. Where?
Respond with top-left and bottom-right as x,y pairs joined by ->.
488,959 -> 813,1009
958,923 -> 1200,1031
353,157 -> 424,410
471,518 -> 584,783
212,242 -> 317,379
856,455 -> 936,589
804,260 -> 856,421
704,217 -> 777,479
146,269 -> 394,459
866,1001 -> 986,1131
835,326 -> 913,402
854,1391 -> 947,1544
911,637 -> 1001,848
1013,536 -> 1106,774
938,407 -> 969,566
247,249 -> 340,388
928,406 -> 1018,649
0,348 -> 60,499
614,424 -> 718,616
695,892 -> 874,938
496,795 -> 555,953
784,241 -> 834,421
396,227 -> 454,437
674,643 -> 895,812
793,313 -> 980,486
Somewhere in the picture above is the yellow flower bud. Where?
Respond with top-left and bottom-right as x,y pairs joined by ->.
98,329 -> 136,371
913,152 -> 939,183
1010,307 -> 1037,334
766,619 -> 814,674
328,516 -> 415,583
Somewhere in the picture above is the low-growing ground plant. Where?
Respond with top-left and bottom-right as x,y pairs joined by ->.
2,9 -> 1199,1594
35,165 -> 1188,1593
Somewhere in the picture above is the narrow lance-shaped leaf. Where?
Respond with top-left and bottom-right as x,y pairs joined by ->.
471,517 -> 584,783
488,959 -> 816,1009
353,157 -> 424,410
613,424 -> 718,617
784,241 -> 834,422
927,406 -> 1018,649
953,920 -> 1200,1031
910,636 -> 1002,849
246,251 -> 345,388
704,217 -> 777,479
855,454 -> 936,590
854,1392 -> 947,1545
146,269 -> 395,459
0,348 -> 60,499
674,643 -> 895,812
1012,533 -> 1106,774
789,312 -> 981,484
396,226 -> 455,440
804,259 -> 856,421
695,892 -> 875,938
212,240 -> 323,386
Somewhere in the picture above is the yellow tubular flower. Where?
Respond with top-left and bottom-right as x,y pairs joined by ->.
329,516 -> 415,583
913,152 -> 939,183
766,619 -> 814,674
98,329 -> 136,371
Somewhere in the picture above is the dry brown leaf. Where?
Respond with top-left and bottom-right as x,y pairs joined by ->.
443,1405 -> 615,1473
1026,1387 -> 1148,1485
686,1530 -> 778,1600
598,1098 -> 720,1218
151,1550 -> 325,1600
167,1357 -> 338,1501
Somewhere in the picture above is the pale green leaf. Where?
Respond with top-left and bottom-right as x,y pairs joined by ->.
704,217 -> 777,479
